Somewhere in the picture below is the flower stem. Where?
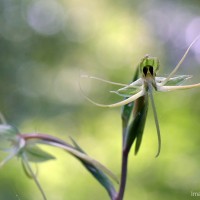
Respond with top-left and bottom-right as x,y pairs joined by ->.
114,149 -> 129,200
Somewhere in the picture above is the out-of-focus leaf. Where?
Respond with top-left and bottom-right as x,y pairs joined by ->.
23,145 -> 55,163
70,138 -> 117,199
124,94 -> 148,154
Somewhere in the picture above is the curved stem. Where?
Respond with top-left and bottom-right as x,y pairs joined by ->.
114,122 -> 130,200
114,149 -> 129,200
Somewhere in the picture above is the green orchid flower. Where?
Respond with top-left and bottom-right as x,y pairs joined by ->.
82,36 -> 200,157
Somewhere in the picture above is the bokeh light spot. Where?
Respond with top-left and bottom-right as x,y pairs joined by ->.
186,18 -> 200,63
27,0 -> 65,36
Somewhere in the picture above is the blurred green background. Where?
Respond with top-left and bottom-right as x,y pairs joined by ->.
0,0 -> 200,199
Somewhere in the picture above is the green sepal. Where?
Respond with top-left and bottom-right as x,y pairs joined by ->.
156,75 -> 192,86
124,94 -> 148,154
166,75 -> 192,86
121,67 -> 139,129
70,138 -> 116,199
23,145 -> 56,163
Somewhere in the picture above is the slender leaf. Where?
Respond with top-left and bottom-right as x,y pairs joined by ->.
70,138 -> 117,199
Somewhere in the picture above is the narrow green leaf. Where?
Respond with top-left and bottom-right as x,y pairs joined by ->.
27,134 -> 117,198
36,138 -> 118,182
70,138 -> 117,199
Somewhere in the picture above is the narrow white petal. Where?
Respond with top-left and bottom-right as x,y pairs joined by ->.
157,83 -> 200,92
81,75 -> 128,86
129,78 -> 143,86
160,35 -> 200,86
118,78 -> 143,92
83,89 -> 145,108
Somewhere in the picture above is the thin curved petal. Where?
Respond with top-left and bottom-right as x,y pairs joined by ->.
22,153 -> 47,200
81,75 -> 128,86
160,35 -> 200,86
83,89 -> 145,108
121,78 -> 143,89
157,83 -> 200,92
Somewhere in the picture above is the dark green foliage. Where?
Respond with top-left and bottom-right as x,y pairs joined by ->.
71,138 -> 117,199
